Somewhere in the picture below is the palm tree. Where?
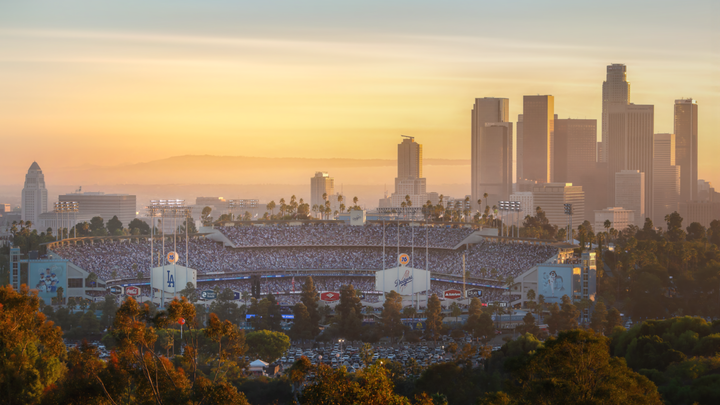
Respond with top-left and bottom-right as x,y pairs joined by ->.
267,201 -> 276,217
353,196 -> 359,209
339,203 -> 346,213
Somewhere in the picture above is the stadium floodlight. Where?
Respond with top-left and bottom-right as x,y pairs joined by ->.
564,203 -> 574,243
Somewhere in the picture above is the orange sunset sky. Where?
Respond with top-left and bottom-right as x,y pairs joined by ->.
0,0 -> 718,187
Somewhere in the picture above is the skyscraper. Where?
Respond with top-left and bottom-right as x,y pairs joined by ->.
554,118 -> 597,186
615,170 -> 645,226
391,136 -> 427,208
516,114 -> 524,181
601,64 -> 630,162
522,96 -> 554,183
607,103 -> 654,221
653,133 -> 681,224
310,172 -> 335,209
531,183 -> 585,228
471,98 -> 512,209
21,162 -> 48,227
674,99 -> 698,203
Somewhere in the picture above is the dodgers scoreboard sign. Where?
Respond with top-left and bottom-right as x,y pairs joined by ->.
375,267 -> 430,295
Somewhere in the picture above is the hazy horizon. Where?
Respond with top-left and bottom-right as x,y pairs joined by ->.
1,0 -> 718,187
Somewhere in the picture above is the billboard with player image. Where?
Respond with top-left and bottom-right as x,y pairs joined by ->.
29,261 -> 67,302
538,265 -> 573,304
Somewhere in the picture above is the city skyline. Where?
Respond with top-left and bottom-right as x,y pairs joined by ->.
0,1 -> 718,187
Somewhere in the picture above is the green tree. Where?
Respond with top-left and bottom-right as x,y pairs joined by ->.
106,215 -> 123,234
290,302 -> 314,341
517,312 -> 540,336
128,218 -> 151,235
557,295 -> 580,331
209,288 -> 242,324
333,284 -> 363,339
665,211 -> 686,242
546,303 -> 561,334
449,302 -> 462,318
686,221 -> 706,241
89,216 -> 105,233
246,330 -> 291,363
709,219 -> 720,247
179,282 -> 199,303
589,301 -> 608,333
606,307 -> 623,335
425,294 -> 444,343
480,330 -> 663,405
300,277 -> 320,336
381,290 -> 405,342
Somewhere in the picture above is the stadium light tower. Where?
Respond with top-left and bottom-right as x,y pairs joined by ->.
147,199 -> 192,307
564,203 -> 574,243
53,201 -> 79,241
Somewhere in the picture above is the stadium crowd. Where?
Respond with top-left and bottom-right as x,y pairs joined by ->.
218,224 -> 474,249
53,237 -> 556,285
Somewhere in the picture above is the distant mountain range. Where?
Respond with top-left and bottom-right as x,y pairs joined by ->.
50,155 -> 471,185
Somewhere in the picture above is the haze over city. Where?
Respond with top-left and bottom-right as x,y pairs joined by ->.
1,0 -> 718,193
3,2 -> 720,405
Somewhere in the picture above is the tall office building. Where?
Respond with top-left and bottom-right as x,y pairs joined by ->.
601,64 -> 630,162
615,170 -> 645,226
390,137 -> 427,208
653,134 -> 681,224
311,172 -> 335,209
471,98 -> 512,209
554,118 -> 597,186
21,162 -> 48,227
58,192 -> 137,227
522,96 -> 554,183
531,183 -> 585,228
674,99 -> 698,203
516,114 -> 524,181
607,103 -> 654,220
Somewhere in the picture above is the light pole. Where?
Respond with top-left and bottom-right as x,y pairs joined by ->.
564,203 -> 574,243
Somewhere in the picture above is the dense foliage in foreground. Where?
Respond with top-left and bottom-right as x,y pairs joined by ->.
3,283 -> 720,404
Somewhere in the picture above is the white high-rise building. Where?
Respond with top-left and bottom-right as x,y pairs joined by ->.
389,137 -> 427,209
471,98 -> 512,210
594,207 -> 635,232
615,170 -> 645,226
310,172 -> 335,210
531,183 -> 585,228
607,103 -> 654,220
653,134 -> 681,225
21,162 -> 48,228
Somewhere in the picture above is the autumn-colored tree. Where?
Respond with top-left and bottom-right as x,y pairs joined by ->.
299,363 -> 410,405
0,285 -> 66,404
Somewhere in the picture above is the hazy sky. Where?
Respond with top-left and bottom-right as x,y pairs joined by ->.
1,0 -> 718,184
